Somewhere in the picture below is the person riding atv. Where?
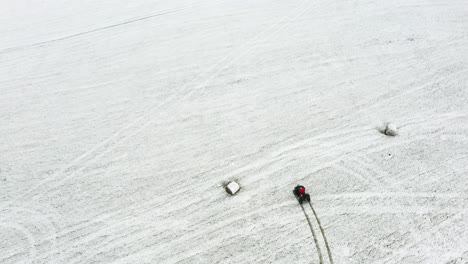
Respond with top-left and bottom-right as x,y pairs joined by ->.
293,185 -> 311,204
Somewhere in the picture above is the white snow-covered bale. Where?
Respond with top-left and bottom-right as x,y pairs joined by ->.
384,123 -> 398,136
225,181 -> 240,195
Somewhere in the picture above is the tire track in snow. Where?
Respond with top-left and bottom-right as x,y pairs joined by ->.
165,112 -> 467,203
109,201 -> 296,264
0,0 -> 228,54
377,210 -> 467,264
161,210 -> 304,263
334,162 -> 379,189
295,132 -> 458,188
167,112 -> 468,203
334,157 -> 395,192
112,199 -> 465,263
308,201 -> 333,264
219,126 -> 378,184
162,204 -> 466,263
266,111 -> 465,168
300,202 -> 324,264
0,222 -> 37,264
362,67 -> 468,115
314,192 -> 467,200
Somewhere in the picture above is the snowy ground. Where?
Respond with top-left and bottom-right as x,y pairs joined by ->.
1,0 -> 468,263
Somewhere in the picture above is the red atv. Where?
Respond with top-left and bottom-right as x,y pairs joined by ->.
293,185 -> 311,204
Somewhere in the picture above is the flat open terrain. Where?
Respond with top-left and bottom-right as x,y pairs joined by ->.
1,0 -> 467,263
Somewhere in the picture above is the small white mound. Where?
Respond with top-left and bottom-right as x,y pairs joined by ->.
384,123 -> 398,136
225,181 -> 240,195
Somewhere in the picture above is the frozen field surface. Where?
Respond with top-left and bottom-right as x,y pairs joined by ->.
1,0 -> 467,263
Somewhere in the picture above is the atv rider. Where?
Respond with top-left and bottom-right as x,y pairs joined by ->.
293,185 -> 310,204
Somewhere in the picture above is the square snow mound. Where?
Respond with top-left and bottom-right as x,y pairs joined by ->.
225,181 -> 240,195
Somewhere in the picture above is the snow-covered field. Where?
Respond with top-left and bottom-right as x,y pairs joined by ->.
1,0 -> 467,263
